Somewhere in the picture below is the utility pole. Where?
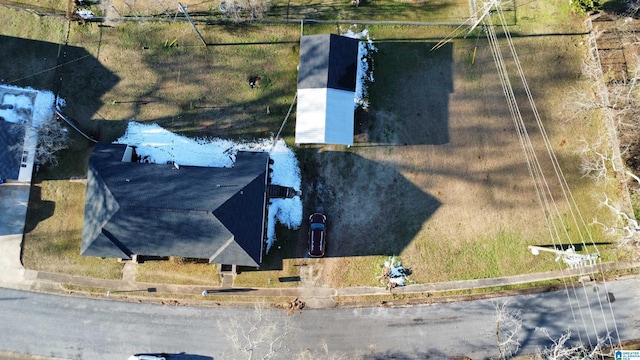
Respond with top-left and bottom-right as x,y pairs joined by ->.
528,245 -> 599,268
178,3 -> 207,46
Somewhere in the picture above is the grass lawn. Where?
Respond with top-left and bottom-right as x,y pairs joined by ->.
22,179 -> 124,279
136,259 -> 222,286
6,0 -> 636,289
14,0 -> 475,22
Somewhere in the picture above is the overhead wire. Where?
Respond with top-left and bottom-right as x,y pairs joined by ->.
477,0 -> 627,351
481,13 -> 590,348
492,0 -> 622,349
484,7 -> 594,349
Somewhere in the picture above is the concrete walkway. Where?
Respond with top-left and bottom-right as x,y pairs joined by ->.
0,253 -> 637,309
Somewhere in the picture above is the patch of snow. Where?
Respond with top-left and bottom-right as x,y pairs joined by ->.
32,91 -> 56,128
262,139 -> 302,253
115,122 -> 237,167
0,84 -> 55,127
115,122 -> 303,253
341,26 -> 377,109
56,97 -> 66,110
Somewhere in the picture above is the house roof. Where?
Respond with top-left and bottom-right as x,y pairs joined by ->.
0,121 -> 24,181
81,143 -> 269,267
297,34 -> 360,91
295,34 -> 360,146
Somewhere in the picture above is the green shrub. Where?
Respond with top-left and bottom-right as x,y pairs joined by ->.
571,0 -> 600,13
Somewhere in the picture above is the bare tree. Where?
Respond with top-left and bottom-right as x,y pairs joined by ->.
531,328 -> 611,360
298,341 -> 356,360
493,301 -> 522,360
34,116 -> 69,167
219,0 -> 269,20
593,194 -> 640,247
217,301 -> 297,360
576,136 -> 613,184
7,116 -> 68,168
491,310 -> 614,359
569,40 -> 640,192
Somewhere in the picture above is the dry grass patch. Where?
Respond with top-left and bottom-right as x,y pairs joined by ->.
103,0 -> 472,22
61,284 -> 293,305
0,10 -> 67,42
233,258 -> 304,288
135,258 -> 222,286
64,21 -> 300,141
308,9 -> 631,288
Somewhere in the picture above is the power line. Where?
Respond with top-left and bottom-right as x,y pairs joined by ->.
479,0 -> 622,352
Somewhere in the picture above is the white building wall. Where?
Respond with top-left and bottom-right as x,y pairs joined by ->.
295,88 -> 328,144
324,88 -> 355,146
295,88 -> 355,146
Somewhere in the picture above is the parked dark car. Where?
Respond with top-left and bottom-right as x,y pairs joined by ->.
308,213 -> 327,257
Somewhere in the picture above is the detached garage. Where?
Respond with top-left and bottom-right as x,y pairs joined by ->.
295,34 -> 360,146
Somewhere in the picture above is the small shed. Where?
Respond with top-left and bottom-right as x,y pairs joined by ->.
295,34 -> 360,146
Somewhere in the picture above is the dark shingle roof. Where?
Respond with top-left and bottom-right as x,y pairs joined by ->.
297,34 -> 360,91
0,121 -> 24,180
81,143 -> 269,267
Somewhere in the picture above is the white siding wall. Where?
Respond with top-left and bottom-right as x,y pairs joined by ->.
295,88 -> 327,144
324,88 -> 355,146
295,88 -> 355,146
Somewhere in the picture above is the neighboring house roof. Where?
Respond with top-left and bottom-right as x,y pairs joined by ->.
81,143 -> 269,267
0,84 -> 55,182
0,121 -> 24,181
295,34 -> 360,146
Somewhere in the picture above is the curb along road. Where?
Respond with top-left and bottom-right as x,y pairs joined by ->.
0,260 -> 637,309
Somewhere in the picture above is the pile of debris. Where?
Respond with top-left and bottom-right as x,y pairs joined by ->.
281,297 -> 305,315
379,257 -> 412,290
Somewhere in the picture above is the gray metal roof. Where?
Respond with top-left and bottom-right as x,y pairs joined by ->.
0,121 -> 24,181
297,34 -> 360,91
81,143 -> 269,267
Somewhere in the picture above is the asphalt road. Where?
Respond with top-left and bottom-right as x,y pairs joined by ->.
0,277 -> 638,359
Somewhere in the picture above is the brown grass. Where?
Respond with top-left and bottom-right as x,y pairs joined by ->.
135,260 -> 222,285
6,0 -> 633,289
233,258 -> 304,288
307,14 -> 632,287
66,21 -> 300,141
22,180 -> 124,279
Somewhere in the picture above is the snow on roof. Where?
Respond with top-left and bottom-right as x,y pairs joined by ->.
0,84 -> 56,127
0,84 -> 56,182
115,121 -> 302,253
